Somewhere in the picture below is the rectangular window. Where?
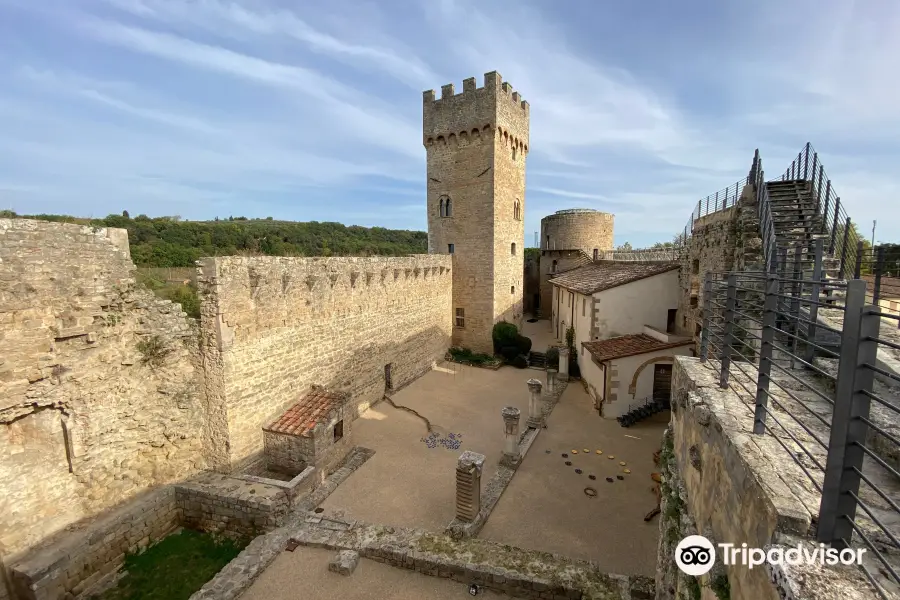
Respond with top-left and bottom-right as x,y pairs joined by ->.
455,308 -> 465,328
511,242 -> 516,255
511,285 -> 515,294
448,243 -> 455,254
333,420 -> 344,442
582,298 -> 586,316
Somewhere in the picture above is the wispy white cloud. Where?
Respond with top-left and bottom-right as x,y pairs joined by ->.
0,0 -> 895,243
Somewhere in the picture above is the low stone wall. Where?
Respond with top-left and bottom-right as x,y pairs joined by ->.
194,515 -> 654,600
175,472 -> 290,537
658,357 -> 881,600
8,488 -> 178,600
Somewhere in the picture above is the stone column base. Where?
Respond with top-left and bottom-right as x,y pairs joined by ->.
526,416 -> 544,429
499,453 -> 521,469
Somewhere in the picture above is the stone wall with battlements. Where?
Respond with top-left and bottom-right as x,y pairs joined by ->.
197,255 -> 453,471
0,219 -> 206,579
424,71 -> 527,353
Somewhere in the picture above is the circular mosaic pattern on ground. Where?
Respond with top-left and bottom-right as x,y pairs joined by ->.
565,461 -> 572,466
584,487 -> 598,497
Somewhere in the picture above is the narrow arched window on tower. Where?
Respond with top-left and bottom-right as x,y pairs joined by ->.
445,197 -> 452,217
439,198 -> 445,218
514,199 -> 521,221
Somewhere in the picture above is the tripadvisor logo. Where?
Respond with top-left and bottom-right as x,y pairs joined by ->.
675,535 -> 866,576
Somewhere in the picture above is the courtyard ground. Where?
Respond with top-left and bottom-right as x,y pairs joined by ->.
318,361 -> 531,530
521,315 -> 557,353
478,381 -> 668,577
240,546 -> 509,600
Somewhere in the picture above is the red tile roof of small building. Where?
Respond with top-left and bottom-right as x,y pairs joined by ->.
264,388 -> 345,436
549,262 -> 679,295
582,334 -> 692,363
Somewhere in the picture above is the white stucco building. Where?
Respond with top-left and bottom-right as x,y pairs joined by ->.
548,262 -> 691,419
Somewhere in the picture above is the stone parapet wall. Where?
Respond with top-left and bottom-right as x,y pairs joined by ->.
658,357 -> 880,600
8,488 -> 178,600
0,219 -> 205,589
197,255 -> 453,470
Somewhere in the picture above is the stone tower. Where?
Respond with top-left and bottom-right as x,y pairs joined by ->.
424,71 -> 529,354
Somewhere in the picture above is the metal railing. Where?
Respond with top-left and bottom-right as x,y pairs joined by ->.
676,177 -> 750,260
853,245 -> 900,318
700,239 -> 900,598
776,142 -> 860,279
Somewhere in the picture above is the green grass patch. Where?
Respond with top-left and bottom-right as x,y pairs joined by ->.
99,529 -> 248,600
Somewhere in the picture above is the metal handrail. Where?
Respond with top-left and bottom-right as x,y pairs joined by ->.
699,252 -> 900,598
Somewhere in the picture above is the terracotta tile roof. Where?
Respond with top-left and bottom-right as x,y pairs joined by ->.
549,262 -> 679,296
582,334 -> 692,362
264,387 -> 345,436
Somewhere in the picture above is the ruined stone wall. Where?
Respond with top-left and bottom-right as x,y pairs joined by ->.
176,473 -> 289,537
8,488 -> 178,600
197,255 -> 452,471
0,219 -> 205,568
676,184 -> 763,348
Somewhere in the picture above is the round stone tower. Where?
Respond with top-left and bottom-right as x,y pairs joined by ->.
540,209 -> 615,256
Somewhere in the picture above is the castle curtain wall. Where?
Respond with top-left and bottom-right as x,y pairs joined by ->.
198,255 -> 453,470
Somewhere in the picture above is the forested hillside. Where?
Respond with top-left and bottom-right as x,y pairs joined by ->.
0,211 -> 428,267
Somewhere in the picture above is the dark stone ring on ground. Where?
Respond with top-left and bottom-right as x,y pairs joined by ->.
584,487 -> 597,497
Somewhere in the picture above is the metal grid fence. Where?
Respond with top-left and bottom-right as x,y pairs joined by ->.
700,240 -> 900,597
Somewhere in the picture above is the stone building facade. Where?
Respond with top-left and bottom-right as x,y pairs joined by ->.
424,71 -> 528,353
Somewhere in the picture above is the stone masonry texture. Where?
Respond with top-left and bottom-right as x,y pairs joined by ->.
540,209 -> 614,254
658,357 -> 882,600
424,71 -> 527,353
0,219 -> 205,571
197,254 -> 452,470
8,487 -> 178,600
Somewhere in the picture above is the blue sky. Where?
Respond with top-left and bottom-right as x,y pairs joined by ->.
0,0 -> 898,248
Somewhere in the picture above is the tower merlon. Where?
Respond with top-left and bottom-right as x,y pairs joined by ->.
422,71 -> 527,109
423,70 -> 529,143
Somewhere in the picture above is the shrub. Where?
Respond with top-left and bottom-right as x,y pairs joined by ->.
136,335 -> 171,368
511,355 -> 528,369
545,346 -> 560,368
500,346 -> 520,361
164,285 -> 200,319
516,334 -> 532,355
492,321 -> 519,353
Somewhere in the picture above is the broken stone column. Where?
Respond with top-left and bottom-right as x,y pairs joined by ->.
546,368 -> 557,393
455,451 -> 485,522
558,347 -> 569,381
500,406 -> 521,468
526,378 -> 544,429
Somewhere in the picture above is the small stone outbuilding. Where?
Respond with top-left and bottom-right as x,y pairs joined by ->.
262,385 -> 353,477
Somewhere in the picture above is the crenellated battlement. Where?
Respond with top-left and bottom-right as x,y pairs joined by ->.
423,71 -> 529,146
423,71 -> 529,113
